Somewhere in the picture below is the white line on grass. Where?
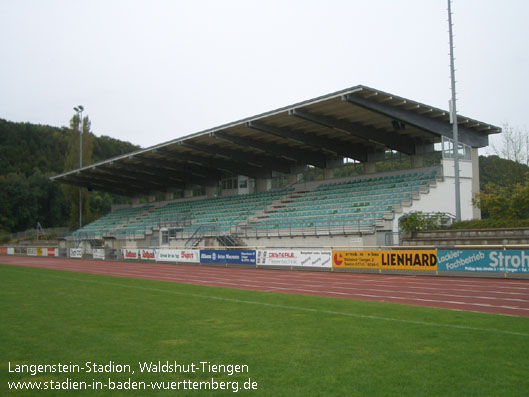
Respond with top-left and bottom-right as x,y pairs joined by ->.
3,266 -> 529,337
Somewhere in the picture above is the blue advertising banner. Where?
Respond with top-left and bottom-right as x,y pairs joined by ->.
200,250 -> 256,265
437,250 -> 529,273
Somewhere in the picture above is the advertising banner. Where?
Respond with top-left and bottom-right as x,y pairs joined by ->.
438,250 -> 529,273
69,248 -> 82,258
200,250 -> 256,265
93,249 -> 105,260
0,247 -> 7,255
257,250 -> 332,268
47,248 -> 58,257
27,248 -> 37,256
36,248 -> 44,257
139,249 -> 156,262
156,249 -> 200,263
122,249 -> 139,261
7,247 -> 14,255
332,250 -> 379,269
332,250 -> 437,271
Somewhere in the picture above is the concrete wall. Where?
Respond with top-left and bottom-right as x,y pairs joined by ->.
394,158 -> 475,233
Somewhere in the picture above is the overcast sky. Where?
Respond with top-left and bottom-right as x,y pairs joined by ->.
1,0 -> 528,152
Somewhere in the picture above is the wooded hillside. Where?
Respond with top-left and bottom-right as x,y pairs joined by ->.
0,118 -> 139,233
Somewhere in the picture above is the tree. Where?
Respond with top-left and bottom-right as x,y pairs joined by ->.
0,118 -> 137,233
473,182 -> 529,220
492,123 -> 529,166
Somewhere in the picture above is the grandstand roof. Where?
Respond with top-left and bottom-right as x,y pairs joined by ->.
52,85 -> 501,197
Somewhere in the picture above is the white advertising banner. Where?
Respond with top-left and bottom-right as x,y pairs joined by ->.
69,248 -> 83,258
257,249 -> 332,268
7,247 -> 15,255
139,249 -> 156,262
27,248 -> 37,256
93,249 -> 105,260
122,249 -> 139,261
156,249 -> 200,263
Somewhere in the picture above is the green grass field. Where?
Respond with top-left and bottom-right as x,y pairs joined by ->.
1,264 -> 529,396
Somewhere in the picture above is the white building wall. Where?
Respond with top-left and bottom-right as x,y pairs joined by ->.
393,158 -> 476,233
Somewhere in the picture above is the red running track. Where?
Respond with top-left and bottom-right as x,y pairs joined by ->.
2,256 -> 529,317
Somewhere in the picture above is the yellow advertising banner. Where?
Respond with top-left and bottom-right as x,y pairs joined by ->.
333,250 -> 437,271
36,248 -> 43,257
333,251 -> 380,269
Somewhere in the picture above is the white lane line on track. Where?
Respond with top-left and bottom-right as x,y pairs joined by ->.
59,268 -> 529,304
26,267 -> 529,313
4,266 -> 528,337
124,275 -> 529,304
9,258 -> 529,291
7,263 -> 529,311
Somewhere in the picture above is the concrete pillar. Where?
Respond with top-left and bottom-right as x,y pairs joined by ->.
256,178 -> 272,192
471,148 -> 481,219
364,162 -> 376,174
205,186 -> 217,198
411,155 -> 424,168
287,174 -> 297,184
323,168 -> 335,180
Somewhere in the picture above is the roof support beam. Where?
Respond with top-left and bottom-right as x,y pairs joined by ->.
61,175 -> 150,196
96,166 -> 186,190
290,108 -> 416,155
212,131 -> 327,169
111,164 -> 213,188
173,145 -> 271,179
343,94 -> 489,148
126,156 -> 217,186
79,170 -> 167,192
247,121 -> 369,162
152,149 -> 223,179
182,141 -> 292,174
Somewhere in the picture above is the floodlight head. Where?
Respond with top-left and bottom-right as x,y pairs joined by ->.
78,105 -> 84,111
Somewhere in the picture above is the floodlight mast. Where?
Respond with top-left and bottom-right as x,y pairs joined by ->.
74,105 -> 84,228
448,0 -> 461,222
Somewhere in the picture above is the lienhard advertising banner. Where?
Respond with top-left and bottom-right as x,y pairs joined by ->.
333,250 -> 437,271
200,250 -> 256,265
438,250 -> 529,273
257,250 -> 332,268
156,249 -> 200,263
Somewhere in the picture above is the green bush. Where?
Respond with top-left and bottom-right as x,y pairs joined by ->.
399,212 -> 443,234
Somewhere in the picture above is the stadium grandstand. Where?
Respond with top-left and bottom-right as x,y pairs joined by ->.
51,85 -> 501,254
